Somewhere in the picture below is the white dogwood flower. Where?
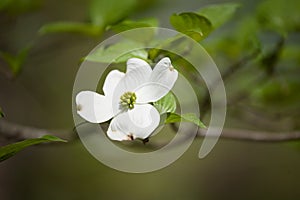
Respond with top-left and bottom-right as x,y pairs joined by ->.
76,57 -> 178,141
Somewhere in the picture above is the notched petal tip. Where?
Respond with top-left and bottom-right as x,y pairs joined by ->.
76,104 -> 82,112
127,134 -> 134,141
169,64 -> 175,71
135,57 -> 178,103
157,57 -> 171,68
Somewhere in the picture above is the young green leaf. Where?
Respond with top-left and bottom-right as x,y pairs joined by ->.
0,45 -> 31,76
203,16 -> 261,59
170,12 -> 212,41
109,18 -> 158,43
85,40 -> 148,63
110,18 -> 158,32
0,0 -> 40,15
198,3 -> 240,29
165,113 -> 206,128
89,0 -> 137,26
153,92 -> 177,114
39,22 -> 102,36
0,135 -> 67,162
256,0 -> 300,34
148,35 -> 183,60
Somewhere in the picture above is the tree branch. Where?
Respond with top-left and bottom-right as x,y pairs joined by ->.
197,128 -> 300,142
1,119 -> 299,144
0,119 -> 74,142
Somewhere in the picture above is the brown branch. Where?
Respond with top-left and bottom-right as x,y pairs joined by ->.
0,119 -> 74,142
1,119 -> 299,144
197,128 -> 300,142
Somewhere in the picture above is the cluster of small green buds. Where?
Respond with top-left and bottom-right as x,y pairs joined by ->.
120,92 -> 137,109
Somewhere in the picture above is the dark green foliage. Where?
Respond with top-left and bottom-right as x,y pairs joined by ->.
0,135 -> 67,162
170,12 -> 212,42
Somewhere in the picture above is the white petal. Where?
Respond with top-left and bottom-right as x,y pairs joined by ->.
110,58 -> 153,112
107,104 -> 160,140
107,120 -> 130,141
126,58 -> 152,74
103,70 -> 125,96
76,91 -> 113,123
135,57 -> 178,103
118,58 -> 152,92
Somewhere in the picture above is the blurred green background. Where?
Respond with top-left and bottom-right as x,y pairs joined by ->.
0,0 -> 300,199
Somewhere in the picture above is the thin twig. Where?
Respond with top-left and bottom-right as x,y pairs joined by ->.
1,119 -> 300,144
0,119 -> 74,142
197,128 -> 300,142
170,123 -> 300,142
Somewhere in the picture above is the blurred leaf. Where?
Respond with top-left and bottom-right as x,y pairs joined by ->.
110,18 -> 158,32
170,12 -> 212,41
251,78 -> 300,106
0,45 -> 31,76
0,0 -> 15,10
0,107 -> 4,118
85,40 -> 148,63
165,113 -> 206,128
39,0 -> 139,36
203,16 -> 261,59
39,22 -> 102,36
198,3 -> 240,29
256,0 -> 300,35
0,0 -> 40,14
281,45 -> 300,63
153,92 -> 177,114
0,135 -> 67,162
110,18 -> 158,43
259,36 -> 285,75
148,35 -> 183,60
89,0 -> 137,26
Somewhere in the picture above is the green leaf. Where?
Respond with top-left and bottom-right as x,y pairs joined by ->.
85,40 -> 148,63
165,113 -> 206,128
89,0 -> 137,26
0,135 -> 67,162
198,3 -> 240,29
0,0 -> 40,15
0,45 -> 31,76
251,78 -> 300,106
203,16 -> 261,59
39,22 -> 102,36
110,18 -> 158,32
256,0 -> 300,34
38,0 -> 138,37
0,106 -> 4,118
109,18 -> 158,43
153,92 -> 177,114
170,12 -> 212,41
147,34 -> 191,60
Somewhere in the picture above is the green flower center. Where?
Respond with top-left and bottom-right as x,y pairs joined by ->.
120,92 -> 136,109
